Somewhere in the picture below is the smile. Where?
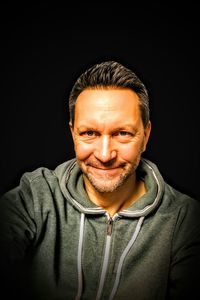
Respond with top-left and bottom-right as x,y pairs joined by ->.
89,166 -> 121,176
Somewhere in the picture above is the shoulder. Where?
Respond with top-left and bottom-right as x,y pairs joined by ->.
162,184 -> 200,241
164,183 -> 200,212
0,159 -> 76,209
17,158 -> 76,190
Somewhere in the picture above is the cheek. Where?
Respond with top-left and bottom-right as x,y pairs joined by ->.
118,142 -> 143,162
74,141 -> 94,160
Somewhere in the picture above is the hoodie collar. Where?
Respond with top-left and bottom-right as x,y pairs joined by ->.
56,158 -> 164,218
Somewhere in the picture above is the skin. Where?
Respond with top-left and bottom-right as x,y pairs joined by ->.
70,88 -> 151,217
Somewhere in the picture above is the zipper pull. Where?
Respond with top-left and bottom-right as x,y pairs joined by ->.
107,218 -> 113,236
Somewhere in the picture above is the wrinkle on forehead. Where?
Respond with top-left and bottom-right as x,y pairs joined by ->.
74,88 -> 142,129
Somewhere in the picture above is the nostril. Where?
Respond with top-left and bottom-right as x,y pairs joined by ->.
93,150 -> 117,163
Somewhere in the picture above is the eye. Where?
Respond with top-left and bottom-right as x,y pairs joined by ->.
113,131 -> 134,142
80,130 -> 98,137
118,131 -> 130,136
115,131 -> 132,137
85,131 -> 94,136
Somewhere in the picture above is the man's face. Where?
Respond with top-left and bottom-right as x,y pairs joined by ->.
70,88 -> 151,194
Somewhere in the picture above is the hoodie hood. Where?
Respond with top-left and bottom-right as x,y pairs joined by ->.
55,157 -> 165,218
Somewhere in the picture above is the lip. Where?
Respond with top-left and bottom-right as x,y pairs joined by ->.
89,166 -> 120,176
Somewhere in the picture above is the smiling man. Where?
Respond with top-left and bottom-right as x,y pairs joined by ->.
0,61 -> 200,300
70,88 -> 151,216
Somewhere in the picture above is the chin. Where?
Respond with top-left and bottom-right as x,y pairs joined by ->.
86,172 -> 133,194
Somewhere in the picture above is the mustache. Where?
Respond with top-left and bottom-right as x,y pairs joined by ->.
86,159 -> 126,169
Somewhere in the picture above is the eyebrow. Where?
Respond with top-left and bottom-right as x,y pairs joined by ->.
112,125 -> 136,131
77,124 -> 136,132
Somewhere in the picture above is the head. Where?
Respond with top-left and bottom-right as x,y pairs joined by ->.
69,61 -> 151,194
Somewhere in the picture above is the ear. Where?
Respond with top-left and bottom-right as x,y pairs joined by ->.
143,121 -> 151,152
69,121 -> 75,142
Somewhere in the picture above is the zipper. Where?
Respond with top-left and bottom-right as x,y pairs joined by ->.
96,217 -> 114,300
107,217 -> 113,236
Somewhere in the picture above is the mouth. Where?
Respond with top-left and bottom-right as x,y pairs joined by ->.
88,165 -> 122,176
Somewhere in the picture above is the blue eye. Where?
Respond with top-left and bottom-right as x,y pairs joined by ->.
116,131 -> 132,137
119,131 -> 129,136
113,131 -> 133,141
81,131 -> 97,137
86,131 -> 94,136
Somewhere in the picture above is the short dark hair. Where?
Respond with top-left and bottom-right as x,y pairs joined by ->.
69,61 -> 150,127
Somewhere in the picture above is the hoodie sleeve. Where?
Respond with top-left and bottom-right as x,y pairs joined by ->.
167,195 -> 200,299
0,175 -> 36,299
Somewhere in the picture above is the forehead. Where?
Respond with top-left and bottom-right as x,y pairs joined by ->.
75,88 -> 140,116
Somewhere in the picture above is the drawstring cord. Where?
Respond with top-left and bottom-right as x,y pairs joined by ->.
75,213 -> 85,300
75,215 -> 145,300
109,216 -> 145,300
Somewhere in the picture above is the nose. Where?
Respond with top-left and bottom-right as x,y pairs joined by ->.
94,135 -> 117,163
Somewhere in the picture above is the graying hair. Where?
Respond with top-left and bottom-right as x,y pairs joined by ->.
69,61 -> 150,127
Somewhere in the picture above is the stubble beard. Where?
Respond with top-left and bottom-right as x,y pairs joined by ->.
80,157 -> 141,194
85,167 -> 135,193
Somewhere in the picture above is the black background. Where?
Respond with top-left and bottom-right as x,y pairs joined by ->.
1,2 -> 199,200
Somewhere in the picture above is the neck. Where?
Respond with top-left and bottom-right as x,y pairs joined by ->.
83,174 -> 146,217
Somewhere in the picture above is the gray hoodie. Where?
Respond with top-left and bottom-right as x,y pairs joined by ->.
0,158 -> 200,300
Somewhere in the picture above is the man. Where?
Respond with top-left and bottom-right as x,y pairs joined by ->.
0,61 -> 200,300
